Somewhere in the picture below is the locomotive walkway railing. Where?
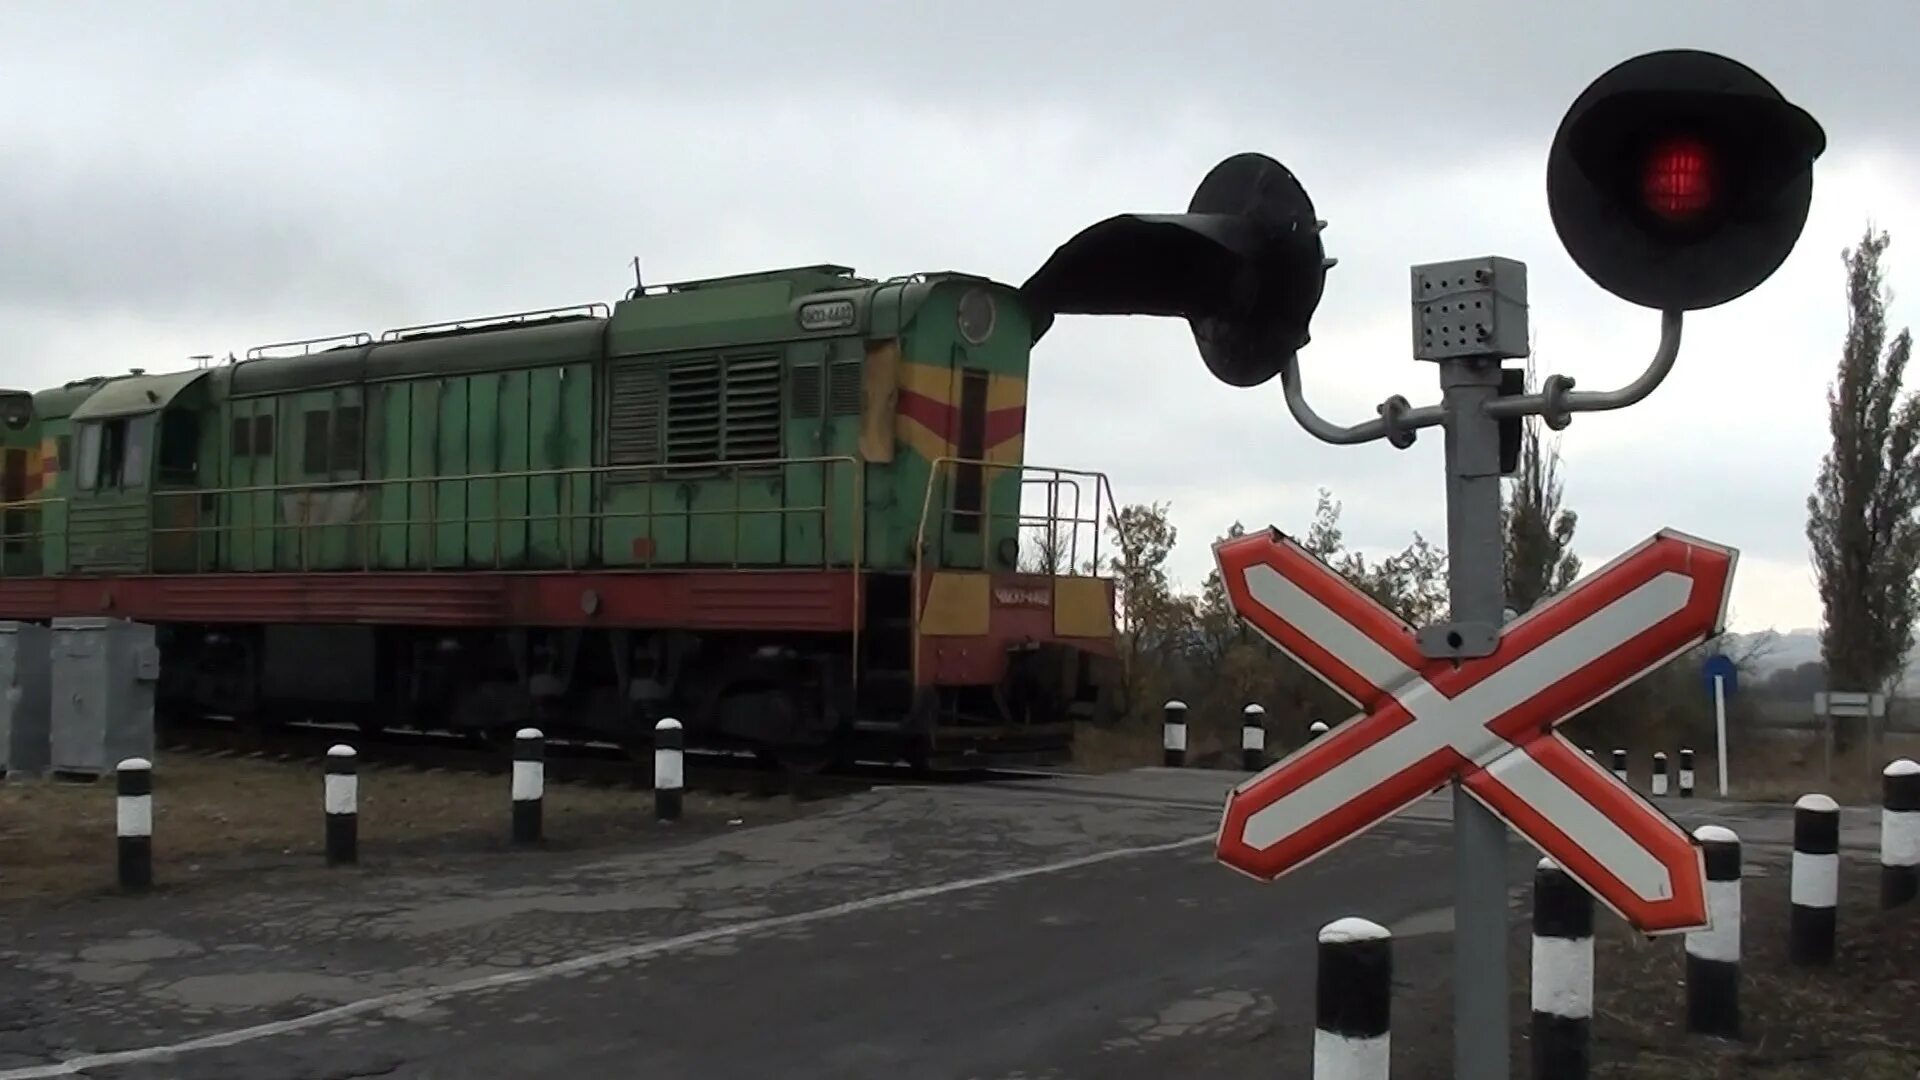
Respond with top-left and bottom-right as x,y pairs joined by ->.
134,455 -> 869,575
0,454 -> 1116,585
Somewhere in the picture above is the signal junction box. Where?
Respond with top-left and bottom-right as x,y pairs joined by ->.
49,617 -> 160,777
1411,256 -> 1529,361
0,621 -> 52,778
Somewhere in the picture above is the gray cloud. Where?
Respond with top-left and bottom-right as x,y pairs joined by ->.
3,0 -> 1913,631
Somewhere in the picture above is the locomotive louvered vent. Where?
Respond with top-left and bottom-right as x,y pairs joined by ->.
608,359 -> 663,466
789,364 -> 822,419
722,354 -> 782,463
828,360 -> 862,416
665,359 -> 722,465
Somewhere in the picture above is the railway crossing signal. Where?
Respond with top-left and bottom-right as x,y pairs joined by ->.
1212,527 -> 1735,932
1020,44 -> 1823,1080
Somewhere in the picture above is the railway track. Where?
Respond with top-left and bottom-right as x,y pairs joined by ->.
153,713 -> 1026,801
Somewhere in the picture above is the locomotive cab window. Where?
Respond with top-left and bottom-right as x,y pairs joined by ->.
73,415 -> 153,492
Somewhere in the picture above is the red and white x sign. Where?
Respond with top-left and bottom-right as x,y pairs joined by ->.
1213,527 -> 1736,934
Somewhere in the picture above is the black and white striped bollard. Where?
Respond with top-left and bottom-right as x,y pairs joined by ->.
1162,700 -> 1187,768
1531,858 -> 1592,1080
513,728 -> 544,844
1610,749 -> 1628,784
1241,703 -> 1266,771
1679,748 -> 1695,798
324,745 -> 357,866
1309,721 -> 1329,741
655,718 -> 683,822
1315,917 -> 1390,1079
1790,793 -> 1839,967
116,757 -> 153,892
1884,758 -> 1920,909
1652,752 -> 1669,797
1686,825 -> 1741,1039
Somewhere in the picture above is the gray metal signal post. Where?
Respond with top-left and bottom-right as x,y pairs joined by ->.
1280,255 -> 1688,1079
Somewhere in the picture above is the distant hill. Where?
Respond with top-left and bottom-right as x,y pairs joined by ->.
1720,627 -> 1920,695
1722,628 -> 1822,671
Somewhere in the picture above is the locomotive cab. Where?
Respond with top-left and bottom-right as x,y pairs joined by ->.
62,370 -> 211,574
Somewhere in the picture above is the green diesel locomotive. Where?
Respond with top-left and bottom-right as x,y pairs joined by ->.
0,264 -> 1123,768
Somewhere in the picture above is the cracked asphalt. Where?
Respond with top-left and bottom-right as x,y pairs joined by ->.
0,768 -> 1857,1079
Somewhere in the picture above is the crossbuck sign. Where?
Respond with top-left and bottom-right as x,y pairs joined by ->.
1212,527 -> 1736,933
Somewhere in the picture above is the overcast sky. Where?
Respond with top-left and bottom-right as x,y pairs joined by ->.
4,1 -> 1917,633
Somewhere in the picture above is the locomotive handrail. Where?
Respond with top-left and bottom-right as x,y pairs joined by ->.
121,455 -> 868,684
911,459 -> 1117,578
243,332 -> 374,361
131,454 -> 864,573
378,303 -> 612,342
0,495 -> 63,579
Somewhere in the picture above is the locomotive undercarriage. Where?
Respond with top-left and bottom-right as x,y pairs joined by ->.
154,620 -> 1084,770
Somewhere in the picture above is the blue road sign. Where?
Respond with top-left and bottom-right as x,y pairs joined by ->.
1702,653 -> 1738,697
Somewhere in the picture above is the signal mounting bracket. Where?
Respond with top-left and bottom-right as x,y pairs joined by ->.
1412,256 -> 1529,362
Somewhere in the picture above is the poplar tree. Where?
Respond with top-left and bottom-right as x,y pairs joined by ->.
1806,225 -> 1920,744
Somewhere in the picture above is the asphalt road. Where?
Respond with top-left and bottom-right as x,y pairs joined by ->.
0,767 -> 1848,1079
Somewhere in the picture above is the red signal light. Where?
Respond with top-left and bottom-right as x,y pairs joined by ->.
1640,134 -> 1715,222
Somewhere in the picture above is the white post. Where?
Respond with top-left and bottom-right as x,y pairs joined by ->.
1714,674 -> 1730,797
324,745 -> 359,866
1314,917 -> 1391,1079
1883,759 -> 1920,909
655,718 -> 685,822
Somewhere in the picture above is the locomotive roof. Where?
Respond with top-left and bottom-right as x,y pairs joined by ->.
34,265 -> 1023,405
34,376 -> 129,421
72,369 -> 211,421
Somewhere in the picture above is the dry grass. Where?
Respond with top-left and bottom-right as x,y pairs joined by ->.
1572,860 -> 1920,1077
0,751 -> 803,907
1070,721 -> 1175,772
1070,719 -> 1920,809
1068,719 -> 1279,773
1706,731 -> 1920,805
1390,854 -> 1919,1078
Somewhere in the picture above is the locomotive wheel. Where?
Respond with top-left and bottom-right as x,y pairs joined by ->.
756,691 -> 846,776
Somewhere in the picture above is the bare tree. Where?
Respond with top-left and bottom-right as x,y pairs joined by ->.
1806,224 -> 1920,747
1503,354 -> 1582,613
1020,520 -> 1070,575
1720,626 -> 1782,672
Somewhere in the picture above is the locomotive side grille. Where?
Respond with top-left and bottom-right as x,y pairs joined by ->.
612,352 -> 783,470
722,354 -> 782,463
607,359 -> 663,466
789,363 -> 822,420
665,359 -> 722,465
828,360 -> 862,416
